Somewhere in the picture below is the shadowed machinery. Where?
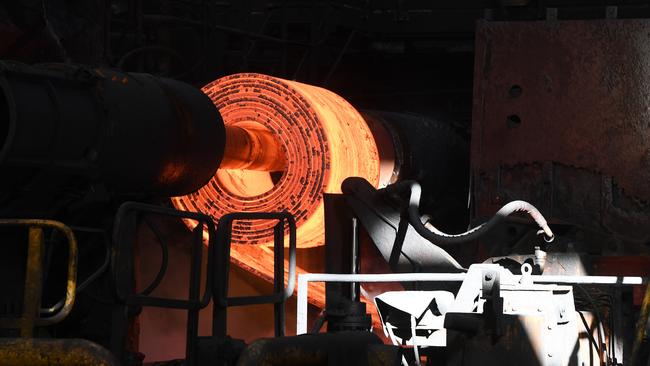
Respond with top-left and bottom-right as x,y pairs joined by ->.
1,2 -> 650,366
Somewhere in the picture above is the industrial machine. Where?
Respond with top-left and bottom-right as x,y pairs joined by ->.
1,1 -> 650,366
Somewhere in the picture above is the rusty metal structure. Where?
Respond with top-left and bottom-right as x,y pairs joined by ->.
1,1 -> 650,366
471,19 -> 650,257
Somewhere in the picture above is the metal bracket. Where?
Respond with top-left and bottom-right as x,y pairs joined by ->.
481,269 -> 505,336
112,202 -> 215,309
213,212 -> 297,338
112,202 -> 216,365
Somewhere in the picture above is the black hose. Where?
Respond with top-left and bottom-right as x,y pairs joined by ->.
382,180 -> 554,245
140,216 -> 169,296
577,310 -> 603,362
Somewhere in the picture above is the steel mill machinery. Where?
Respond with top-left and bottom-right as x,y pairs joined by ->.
2,2 -> 650,366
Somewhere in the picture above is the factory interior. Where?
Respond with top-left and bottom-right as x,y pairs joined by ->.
2,1 -> 650,365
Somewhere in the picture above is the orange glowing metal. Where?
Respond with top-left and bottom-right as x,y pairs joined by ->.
172,73 -> 381,315
172,73 -> 380,248
221,124 -> 286,172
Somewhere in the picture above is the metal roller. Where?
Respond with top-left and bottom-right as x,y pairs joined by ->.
170,74 -> 469,315
172,73 -> 381,248
0,61 -> 225,216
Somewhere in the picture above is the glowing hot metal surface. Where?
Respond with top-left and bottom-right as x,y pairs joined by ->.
172,73 -> 380,249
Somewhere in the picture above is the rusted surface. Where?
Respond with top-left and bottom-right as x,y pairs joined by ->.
0,220 -> 77,332
473,19 -> 650,200
0,338 -> 118,366
472,20 -> 650,252
20,227 -> 44,338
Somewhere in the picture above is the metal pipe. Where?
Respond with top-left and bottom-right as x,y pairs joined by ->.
383,180 -> 554,245
360,110 -> 470,205
21,227 -> 44,338
350,217 -> 359,301
531,276 -> 646,285
0,61 -> 225,206
220,124 -> 286,171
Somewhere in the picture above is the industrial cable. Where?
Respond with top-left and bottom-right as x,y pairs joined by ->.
575,289 -> 616,363
577,311 -> 603,361
382,180 -> 554,245
575,284 -> 609,366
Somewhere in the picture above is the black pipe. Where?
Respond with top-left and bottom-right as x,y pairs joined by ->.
382,180 -> 554,245
0,61 -> 224,215
361,110 -> 469,233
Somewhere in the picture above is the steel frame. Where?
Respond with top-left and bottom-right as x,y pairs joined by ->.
296,271 -> 647,335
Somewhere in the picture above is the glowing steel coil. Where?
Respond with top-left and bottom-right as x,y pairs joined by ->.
171,73 -> 380,248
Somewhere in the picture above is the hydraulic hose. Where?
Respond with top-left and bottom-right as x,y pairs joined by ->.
382,180 -> 554,245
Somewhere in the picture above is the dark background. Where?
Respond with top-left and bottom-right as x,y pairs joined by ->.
3,1 -> 650,362
4,0 -> 649,155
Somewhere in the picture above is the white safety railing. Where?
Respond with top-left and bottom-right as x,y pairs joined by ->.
296,272 -> 647,335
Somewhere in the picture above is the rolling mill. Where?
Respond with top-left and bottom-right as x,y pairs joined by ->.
1,1 -> 650,366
